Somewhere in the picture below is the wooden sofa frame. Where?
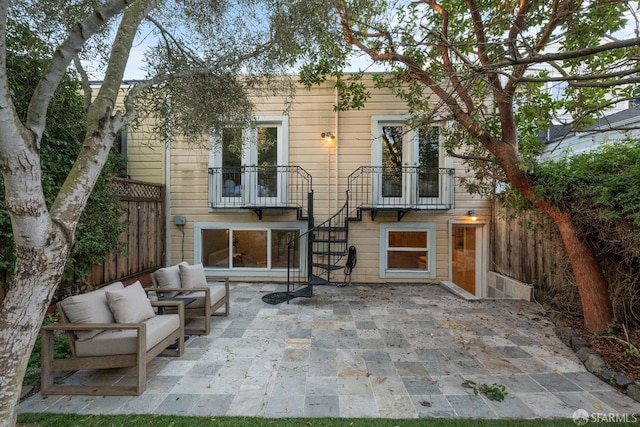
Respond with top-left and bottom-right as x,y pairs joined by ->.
40,300 -> 185,396
146,276 -> 229,336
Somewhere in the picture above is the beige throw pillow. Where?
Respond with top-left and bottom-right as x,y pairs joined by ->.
179,263 -> 208,292
59,281 -> 124,341
105,281 -> 155,324
153,261 -> 188,296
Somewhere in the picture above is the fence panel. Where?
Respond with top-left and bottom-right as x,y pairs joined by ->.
491,200 -> 571,289
86,179 -> 165,287
0,179 -> 165,302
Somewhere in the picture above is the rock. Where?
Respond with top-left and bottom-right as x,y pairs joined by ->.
554,326 -> 573,346
584,353 -> 606,375
627,383 -> 640,403
576,346 -> 592,363
570,335 -> 588,351
600,368 -> 614,382
615,374 -> 634,388
599,369 -> 634,388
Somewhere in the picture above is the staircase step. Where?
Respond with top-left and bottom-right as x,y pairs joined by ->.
312,251 -> 346,256
313,263 -> 345,271
290,285 -> 313,298
316,226 -> 347,232
312,238 -> 347,244
309,274 -> 330,285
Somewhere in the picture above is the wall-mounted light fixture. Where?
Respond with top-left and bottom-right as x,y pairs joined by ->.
321,131 -> 335,141
467,210 -> 477,221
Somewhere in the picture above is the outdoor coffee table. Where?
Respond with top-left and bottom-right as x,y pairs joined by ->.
156,296 -> 196,314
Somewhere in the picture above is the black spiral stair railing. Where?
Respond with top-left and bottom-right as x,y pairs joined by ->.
262,191 -> 352,304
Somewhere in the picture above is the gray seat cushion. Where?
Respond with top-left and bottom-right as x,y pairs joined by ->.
74,314 -> 180,357
59,281 -> 124,341
153,262 -> 188,296
173,284 -> 227,309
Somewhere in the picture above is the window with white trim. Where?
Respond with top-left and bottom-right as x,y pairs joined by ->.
209,116 -> 288,206
379,223 -> 436,279
371,115 -> 448,207
195,222 -> 302,277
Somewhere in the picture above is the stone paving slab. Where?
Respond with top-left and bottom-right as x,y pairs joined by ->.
19,283 -> 640,420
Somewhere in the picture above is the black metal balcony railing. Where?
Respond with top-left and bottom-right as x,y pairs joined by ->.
208,166 -> 313,218
347,166 -> 455,219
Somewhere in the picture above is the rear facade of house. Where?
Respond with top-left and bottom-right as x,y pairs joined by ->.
125,76 -> 493,298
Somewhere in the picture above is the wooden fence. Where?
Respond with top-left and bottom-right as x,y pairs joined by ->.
0,179 -> 164,302
85,178 -> 165,287
491,199 -> 573,291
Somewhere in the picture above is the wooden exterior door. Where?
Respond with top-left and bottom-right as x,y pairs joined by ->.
451,225 -> 482,295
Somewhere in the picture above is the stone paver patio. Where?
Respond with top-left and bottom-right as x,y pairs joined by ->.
19,282 -> 640,419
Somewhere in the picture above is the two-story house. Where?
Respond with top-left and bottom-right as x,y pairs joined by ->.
124,75 -> 497,299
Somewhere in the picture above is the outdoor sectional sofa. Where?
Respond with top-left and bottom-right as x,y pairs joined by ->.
41,280 -> 185,396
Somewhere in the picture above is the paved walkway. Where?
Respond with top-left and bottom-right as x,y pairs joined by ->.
19,283 -> 640,419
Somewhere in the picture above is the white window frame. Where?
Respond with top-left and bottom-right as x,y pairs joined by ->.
209,115 -> 289,207
379,222 -> 437,279
371,115 -> 450,207
194,221 -> 305,278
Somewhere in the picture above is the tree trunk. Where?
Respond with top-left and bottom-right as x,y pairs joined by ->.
548,210 -> 614,332
495,143 -> 614,332
0,237 -> 69,426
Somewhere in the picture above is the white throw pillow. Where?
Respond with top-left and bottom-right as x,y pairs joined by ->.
105,281 -> 155,324
179,263 -> 208,291
59,281 -> 124,341
153,261 -> 188,296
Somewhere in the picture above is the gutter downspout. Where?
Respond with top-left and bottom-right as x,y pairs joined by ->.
164,116 -> 171,267
335,78 -> 340,207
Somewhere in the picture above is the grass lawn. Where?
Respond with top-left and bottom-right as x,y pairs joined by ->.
17,414 -> 585,426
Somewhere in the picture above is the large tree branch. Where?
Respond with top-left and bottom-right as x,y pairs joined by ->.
50,0 -> 158,230
27,0 -> 137,145
422,2 -> 477,114
338,4 -> 480,123
465,0 -> 490,67
446,148 -> 496,165
488,36 -> 640,70
146,15 -> 207,67
505,0 -> 564,94
517,65 -> 640,83
447,149 -> 508,182
507,0 -> 532,58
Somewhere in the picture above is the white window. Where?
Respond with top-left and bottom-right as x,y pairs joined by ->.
371,115 -> 448,207
379,223 -> 436,279
209,116 -> 288,206
194,221 -> 302,277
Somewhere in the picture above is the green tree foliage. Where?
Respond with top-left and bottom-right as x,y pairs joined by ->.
283,0 -> 640,332
530,140 -> 640,326
0,19 -> 126,291
1,2 -> 303,423
534,140 -> 640,231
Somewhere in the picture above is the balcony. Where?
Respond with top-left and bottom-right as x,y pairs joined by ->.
347,166 -> 455,220
208,166 -> 312,219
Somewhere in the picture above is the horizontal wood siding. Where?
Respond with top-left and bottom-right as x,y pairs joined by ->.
111,86 -> 166,185
162,76 -> 491,283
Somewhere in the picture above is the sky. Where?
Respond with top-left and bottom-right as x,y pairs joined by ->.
115,3 -> 639,82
